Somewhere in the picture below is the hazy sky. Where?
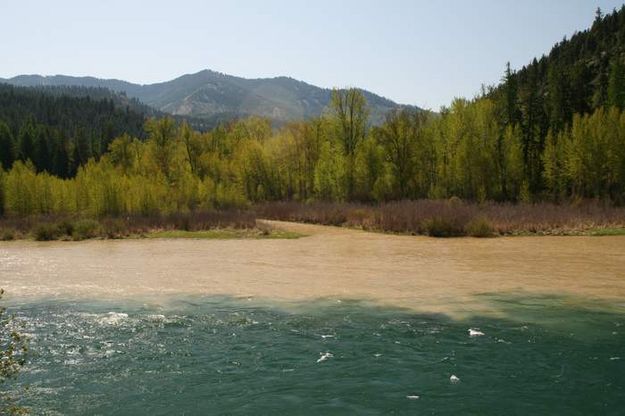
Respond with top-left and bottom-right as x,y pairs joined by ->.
2,0 -> 624,109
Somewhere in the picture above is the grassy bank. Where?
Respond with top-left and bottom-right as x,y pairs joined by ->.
256,200 -> 625,237
0,211 -> 301,241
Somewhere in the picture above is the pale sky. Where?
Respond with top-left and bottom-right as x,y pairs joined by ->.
1,0 -> 624,110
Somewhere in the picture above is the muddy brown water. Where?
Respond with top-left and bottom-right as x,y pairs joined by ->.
1,221 -> 624,316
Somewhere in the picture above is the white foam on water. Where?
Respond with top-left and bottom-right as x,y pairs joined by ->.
99,312 -> 128,325
146,314 -> 166,322
468,328 -> 485,337
406,395 -> 420,400
450,375 -> 460,384
317,352 -> 333,363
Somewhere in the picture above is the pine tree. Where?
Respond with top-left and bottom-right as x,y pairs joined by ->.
607,57 -> 625,109
0,121 -> 14,170
502,62 -> 520,125
17,123 -> 36,164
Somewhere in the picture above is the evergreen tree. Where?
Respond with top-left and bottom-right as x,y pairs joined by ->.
0,121 -> 14,170
17,123 -> 36,163
607,56 -> 625,109
502,62 -> 520,125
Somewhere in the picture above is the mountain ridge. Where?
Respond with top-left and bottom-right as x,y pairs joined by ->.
0,69 -> 418,125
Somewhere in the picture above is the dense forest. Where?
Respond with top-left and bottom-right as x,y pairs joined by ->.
1,7 -> 625,218
0,84 -> 147,178
487,6 -> 625,196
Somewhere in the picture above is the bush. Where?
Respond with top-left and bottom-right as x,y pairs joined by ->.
424,216 -> 465,237
465,217 -> 495,237
34,224 -> 60,241
101,218 -> 128,239
72,219 -> 101,241
0,229 -> 15,241
56,220 -> 75,237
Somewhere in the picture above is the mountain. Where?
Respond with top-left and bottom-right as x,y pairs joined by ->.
0,70 -> 417,126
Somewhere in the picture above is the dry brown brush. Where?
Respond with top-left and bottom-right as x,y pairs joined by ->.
256,200 -> 625,237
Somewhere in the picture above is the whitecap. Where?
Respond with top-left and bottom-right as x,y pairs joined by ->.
406,395 -> 420,400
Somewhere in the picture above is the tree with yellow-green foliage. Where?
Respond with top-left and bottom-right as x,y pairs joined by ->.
329,89 -> 369,200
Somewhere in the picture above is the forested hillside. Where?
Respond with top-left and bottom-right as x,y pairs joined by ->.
0,84 -> 148,177
488,6 -> 625,195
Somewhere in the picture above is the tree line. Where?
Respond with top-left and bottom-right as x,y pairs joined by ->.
1,87 -> 625,218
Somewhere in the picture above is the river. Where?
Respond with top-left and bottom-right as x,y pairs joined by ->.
0,222 -> 624,414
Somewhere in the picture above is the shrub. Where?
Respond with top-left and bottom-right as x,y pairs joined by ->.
56,220 -> 75,237
424,216 -> 465,237
34,224 -> 60,241
0,229 -> 15,241
465,217 -> 495,237
101,218 -> 128,239
72,219 -> 101,241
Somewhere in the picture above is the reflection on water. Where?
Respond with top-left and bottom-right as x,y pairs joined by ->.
6,295 -> 625,415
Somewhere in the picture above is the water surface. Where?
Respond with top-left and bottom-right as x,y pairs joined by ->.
7,296 -> 625,415
1,222 -> 624,414
1,221 -> 624,316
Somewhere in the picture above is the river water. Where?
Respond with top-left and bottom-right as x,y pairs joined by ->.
0,222 -> 624,414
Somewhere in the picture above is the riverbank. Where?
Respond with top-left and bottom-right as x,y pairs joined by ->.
0,212 -> 302,241
1,200 -> 624,241
257,200 -> 625,237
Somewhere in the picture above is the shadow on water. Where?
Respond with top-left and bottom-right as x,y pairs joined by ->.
4,294 -> 625,415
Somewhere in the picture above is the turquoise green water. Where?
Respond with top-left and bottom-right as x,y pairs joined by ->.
5,295 -> 625,415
